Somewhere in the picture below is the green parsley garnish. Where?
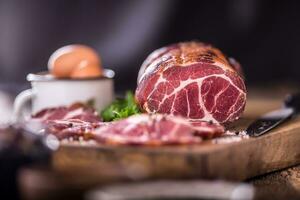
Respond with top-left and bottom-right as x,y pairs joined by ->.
101,91 -> 141,122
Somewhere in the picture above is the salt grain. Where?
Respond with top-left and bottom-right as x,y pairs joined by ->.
213,136 -> 243,144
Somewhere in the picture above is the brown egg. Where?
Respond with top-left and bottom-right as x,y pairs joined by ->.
48,44 -> 102,78
70,61 -> 102,79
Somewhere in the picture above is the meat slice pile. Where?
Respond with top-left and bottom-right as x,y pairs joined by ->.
93,114 -> 224,145
30,104 -> 224,145
135,41 -> 247,124
31,103 -> 103,140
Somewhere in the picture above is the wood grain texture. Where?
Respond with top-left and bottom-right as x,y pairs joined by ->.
52,98 -> 300,183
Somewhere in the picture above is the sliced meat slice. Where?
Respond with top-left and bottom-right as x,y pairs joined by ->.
93,114 -> 224,145
31,103 -> 101,123
190,121 -> 225,139
45,119 -> 105,140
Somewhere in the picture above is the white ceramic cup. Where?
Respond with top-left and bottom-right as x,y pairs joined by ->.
13,69 -> 115,122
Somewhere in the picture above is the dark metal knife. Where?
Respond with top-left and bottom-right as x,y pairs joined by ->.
246,92 -> 300,137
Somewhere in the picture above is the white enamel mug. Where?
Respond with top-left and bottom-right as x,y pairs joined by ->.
13,69 -> 115,122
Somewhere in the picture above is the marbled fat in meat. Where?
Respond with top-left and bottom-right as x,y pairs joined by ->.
136,41 -> 246,124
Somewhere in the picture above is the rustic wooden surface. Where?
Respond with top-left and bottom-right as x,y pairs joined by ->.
249,165 -> 300,199
52,89 -> 300,185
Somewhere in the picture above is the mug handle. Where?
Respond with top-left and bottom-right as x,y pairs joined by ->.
12,89 -> 34,123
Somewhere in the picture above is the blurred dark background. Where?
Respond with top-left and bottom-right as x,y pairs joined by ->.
0,0 -> 299,93
0,1 -> 299,198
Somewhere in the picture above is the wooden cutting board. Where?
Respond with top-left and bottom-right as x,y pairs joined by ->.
52,91 -> 300,184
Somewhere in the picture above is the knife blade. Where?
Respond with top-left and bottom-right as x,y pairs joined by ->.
246,92 -> 300,137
